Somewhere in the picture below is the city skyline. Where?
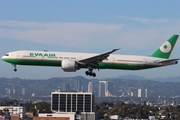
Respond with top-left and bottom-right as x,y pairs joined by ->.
2,78 -> 151,98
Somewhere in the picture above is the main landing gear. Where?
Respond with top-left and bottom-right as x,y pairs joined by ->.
85,69 -> 96,77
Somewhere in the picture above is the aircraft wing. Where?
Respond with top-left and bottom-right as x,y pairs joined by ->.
78,48 -> 120,67
157,58 -> 180,64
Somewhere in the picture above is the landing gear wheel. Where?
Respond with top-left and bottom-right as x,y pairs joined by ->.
92,73 -> 96,77
90,72 -> 93,76
85,69 -> 96,77
85,71 -> 89,75
14,68 -> 17,72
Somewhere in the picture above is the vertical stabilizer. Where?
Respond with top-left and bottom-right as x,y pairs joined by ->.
151,35 -> 179,59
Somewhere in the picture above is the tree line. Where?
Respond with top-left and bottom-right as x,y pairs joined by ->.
1,99 -> 180,119
94,101 -> 180,119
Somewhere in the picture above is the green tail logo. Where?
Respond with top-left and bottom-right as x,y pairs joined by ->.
151,35 -> 179,59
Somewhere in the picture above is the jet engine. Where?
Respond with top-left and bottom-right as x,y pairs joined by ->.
61,60 -> 79,72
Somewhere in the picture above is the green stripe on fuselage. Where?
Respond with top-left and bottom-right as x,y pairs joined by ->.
3,58 -> 158,70
3,59 -> 61,66
98,62 -> 158,70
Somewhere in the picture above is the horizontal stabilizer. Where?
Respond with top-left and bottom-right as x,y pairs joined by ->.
157,58 -> 180,63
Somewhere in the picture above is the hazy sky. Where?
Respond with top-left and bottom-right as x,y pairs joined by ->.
0,1 -> 180,79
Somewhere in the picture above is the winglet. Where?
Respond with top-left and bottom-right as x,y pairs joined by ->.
151,35 -> 179,59
112,48 -> 120,52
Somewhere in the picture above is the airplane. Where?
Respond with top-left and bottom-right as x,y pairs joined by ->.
1,35 -> 179,77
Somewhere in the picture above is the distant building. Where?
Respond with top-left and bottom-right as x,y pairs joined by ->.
51,91 -> 94,112
106,81 -> 114,97
109,115 -> 121,119
51,91 -> 96,120
99,81 -> 114,97
99,81 -> 106,97
0,106 -> 25,119
5,88 -> 7,94
81,86 -> 83,92
8,88 -> 11,95
22,88 -> 25,95
12,89 -> 15,94
138,88 -> 147,98
74,80 -> 81,91
138,89 -> 141,98
32,93 -> 35,97
121,92 -> 124,97
129,92 -> 134,97
62,83 -> 71,91
62,83 -> 66,91
145,89 -> 148,98
35,113 -> 75,120
88,82 -> 93,93
11,114 -> 20,120
5,88 -> 10,95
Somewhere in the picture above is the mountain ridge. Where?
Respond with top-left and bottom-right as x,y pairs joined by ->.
1,75 -> 180,98
1,74 -> 180,82
103,75 -> 180,82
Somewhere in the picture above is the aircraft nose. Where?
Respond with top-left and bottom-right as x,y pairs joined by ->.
1,56 -> 5,61
1,55 -> 8,61
2,53 -> 9,61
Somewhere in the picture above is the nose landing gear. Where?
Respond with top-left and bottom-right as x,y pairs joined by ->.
13,64 -> 17,72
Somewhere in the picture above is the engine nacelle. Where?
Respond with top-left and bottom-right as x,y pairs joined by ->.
61,60 -> 79,72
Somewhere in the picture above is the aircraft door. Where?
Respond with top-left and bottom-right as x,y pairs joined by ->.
144,59 -> 147,64
112,57 -> 116,62
16,52 -> 22,58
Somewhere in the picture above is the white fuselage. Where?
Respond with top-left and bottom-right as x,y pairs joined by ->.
2,50 -> 174,70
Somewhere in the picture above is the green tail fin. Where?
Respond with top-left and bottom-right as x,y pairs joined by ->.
151,35 -> 179,59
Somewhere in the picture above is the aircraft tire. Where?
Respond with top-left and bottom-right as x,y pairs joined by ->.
92,73 -> 96,77
85,71 -> 89,75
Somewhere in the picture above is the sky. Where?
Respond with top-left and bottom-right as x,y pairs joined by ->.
0,1 -> 180,79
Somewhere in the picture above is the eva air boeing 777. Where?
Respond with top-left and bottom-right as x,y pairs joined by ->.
2,35 -> 179,77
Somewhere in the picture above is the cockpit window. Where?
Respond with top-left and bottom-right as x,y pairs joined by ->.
5,54 -> 9,56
